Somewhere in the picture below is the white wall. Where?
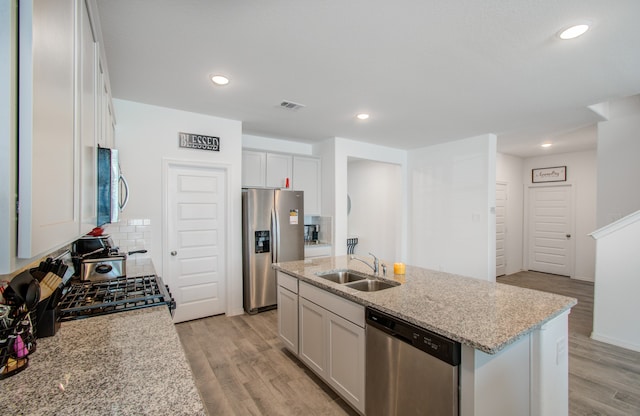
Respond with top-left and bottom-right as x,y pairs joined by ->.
243,133 -> 314,155
315,138 -> 336,246
408,134 -> 497,281
591,212 -> 640,352
496,153 -> 524,276
347,159 -> 402,263
597,95 -> 640,228
322,137 -> 408,262
111,99 -> 244,316
522,149 -> 597,281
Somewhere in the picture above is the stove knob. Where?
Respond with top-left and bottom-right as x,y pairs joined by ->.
170,251 -> 177,256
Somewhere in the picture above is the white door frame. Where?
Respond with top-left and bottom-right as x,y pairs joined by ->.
162,158 -> 233,315
523,182 -> 576,277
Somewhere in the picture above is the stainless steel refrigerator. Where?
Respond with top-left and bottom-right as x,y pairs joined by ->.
242,188 -> 304,314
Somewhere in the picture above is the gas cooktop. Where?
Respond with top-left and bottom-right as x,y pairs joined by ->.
58,275 -> 175,321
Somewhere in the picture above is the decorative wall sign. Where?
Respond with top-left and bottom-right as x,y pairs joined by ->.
178,132 -> 220,151
532,166 -> 567,183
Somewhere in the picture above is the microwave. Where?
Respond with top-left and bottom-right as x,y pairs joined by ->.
97,147 -> 129,226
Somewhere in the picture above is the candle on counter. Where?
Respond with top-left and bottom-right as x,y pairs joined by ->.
393,262 -> 405,275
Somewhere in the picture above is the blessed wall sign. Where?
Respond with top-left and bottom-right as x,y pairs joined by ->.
178,132 -> 220,151
532,166 -> 567,183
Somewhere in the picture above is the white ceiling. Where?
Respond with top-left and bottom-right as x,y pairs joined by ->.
96,0 -> 640,158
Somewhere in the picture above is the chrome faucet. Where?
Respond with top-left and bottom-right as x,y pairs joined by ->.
350,252 -> 380,275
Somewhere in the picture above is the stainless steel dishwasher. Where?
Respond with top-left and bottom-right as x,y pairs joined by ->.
365,307 -> 461,416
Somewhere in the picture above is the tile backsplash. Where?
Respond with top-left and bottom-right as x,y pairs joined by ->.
103,219 -> 152,258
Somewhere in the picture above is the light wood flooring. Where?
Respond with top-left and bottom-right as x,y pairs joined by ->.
175,308 -> 358,415
498,271 -> 640,416
176,271 -> 640,415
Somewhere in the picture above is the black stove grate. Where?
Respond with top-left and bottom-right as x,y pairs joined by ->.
58,275 -> 174,321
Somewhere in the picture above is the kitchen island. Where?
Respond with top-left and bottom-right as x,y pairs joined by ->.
274,256 -> 577,416
0,306 -> 206,416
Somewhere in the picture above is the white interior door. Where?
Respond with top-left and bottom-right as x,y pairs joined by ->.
527,185 -> 573,276
166,163 -> 227,323
496,182 -> 507,277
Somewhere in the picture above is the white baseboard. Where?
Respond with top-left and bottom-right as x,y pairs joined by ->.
591,332 -> 640,353
571,275 -> 594,282
226,306 -> 245,317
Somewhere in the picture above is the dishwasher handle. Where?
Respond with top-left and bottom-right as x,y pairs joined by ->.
366,307 -> 461,366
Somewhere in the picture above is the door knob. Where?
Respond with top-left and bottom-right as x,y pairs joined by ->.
566,234 -> 571,239
171,251 -> 177,256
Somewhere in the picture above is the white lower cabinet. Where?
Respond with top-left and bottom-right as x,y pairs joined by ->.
277,284 -> 299,354
298,281 -> 365,414
299,297 -> 327,374
277,271 -> 299,355
276,273 -> 366,414
326,308 -> 365,413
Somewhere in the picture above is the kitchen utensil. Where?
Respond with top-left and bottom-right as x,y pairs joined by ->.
78,247 -> 108,259
39,272 -> 62,301
5,271 -> 40,309
0,305 -> 10,330
24,279 -> 40,311
73,235 -> 113,255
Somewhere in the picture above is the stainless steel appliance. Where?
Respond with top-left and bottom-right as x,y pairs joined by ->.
304,224 -> 319,243
242,188 -> 304,314
57,275 -> 175,321
97,147 -> 129,226
79,254 -> 126,280
71,235 -> 146,280
365,307 -> 461,416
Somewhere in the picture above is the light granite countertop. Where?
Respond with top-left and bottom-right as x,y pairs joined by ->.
1,256 -> 205,414
273,256 -> 577,354
0,306 -> 206,415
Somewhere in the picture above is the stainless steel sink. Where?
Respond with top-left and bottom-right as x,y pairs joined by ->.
344,279 -> 400,292
316,270 -> 369,284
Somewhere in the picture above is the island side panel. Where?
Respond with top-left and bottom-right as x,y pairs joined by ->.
531,311 -> 569,416
460,333 -> 531,416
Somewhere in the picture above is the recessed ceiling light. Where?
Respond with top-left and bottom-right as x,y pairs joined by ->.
210,75 -> 230,86
541,143 -> 552,148
558,23 -> 590,40
356,113 -> 370,120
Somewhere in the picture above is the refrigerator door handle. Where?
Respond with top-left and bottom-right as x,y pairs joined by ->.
271,208 -> 278,263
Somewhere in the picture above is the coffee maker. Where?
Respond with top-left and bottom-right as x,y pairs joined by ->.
304,224 -> 319,243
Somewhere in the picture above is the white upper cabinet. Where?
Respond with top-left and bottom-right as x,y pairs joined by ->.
242,150 -> 294,189
265,152 -> 292,188
79,0 -> 98,233
7,0 -> 113,264
293,156 -> 321,216
0,0 -> 17,273
242,150 -> 266,187
242,150 -> 322,214
18,0 -> 79,258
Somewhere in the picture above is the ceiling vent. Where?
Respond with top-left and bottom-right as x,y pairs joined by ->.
279,100 -> 305,111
